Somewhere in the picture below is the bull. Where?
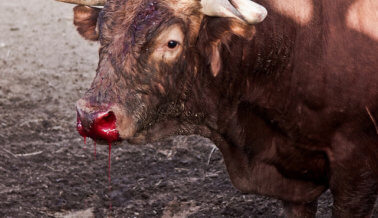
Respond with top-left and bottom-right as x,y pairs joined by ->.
57,0 -> 378,217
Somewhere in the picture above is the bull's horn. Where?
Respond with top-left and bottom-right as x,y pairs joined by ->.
201,0 -> 267,24
55,0 -> 106,6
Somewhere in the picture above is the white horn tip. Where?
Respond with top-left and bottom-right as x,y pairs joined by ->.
247,5 -> 268,24
233,0 -> 268,24
201,0 -> 268,24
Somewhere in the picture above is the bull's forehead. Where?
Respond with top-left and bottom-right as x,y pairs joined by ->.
100,0 -> 165,44
124,0 -> 202,18
100,0 -> 203,48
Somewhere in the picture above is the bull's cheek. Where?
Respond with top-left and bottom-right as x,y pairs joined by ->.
116,118 -> 137,139
111,107 -> 137,139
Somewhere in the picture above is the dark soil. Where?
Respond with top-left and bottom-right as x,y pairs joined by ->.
0,1 -> 376,217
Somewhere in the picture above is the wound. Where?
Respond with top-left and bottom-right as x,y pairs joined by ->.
130,1 -> 160,45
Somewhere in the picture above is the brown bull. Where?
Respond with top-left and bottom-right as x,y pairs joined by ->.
57,0 -> 378,216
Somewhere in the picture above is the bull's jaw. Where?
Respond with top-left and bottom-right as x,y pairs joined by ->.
125,119 -> 206,145
125,120 -> 181,145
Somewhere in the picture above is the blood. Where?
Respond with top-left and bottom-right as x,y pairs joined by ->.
77,111 -> 120,144
77,111 -> 118,210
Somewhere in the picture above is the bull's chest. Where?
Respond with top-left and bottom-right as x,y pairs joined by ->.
218,136 -> 328,202
216,103 -> 330,201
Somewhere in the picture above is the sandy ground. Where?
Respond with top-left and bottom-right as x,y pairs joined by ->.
0,0 -> 376,217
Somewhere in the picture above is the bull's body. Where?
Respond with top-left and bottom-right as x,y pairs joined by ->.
191,1 -> 378,215
59,0 -> 377,216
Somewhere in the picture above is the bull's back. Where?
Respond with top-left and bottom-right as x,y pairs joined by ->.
321,0 -> 378,106
276,0 -> 377,112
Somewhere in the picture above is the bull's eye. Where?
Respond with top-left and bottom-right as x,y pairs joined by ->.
151,24 -> 183,62
167,40 -> 178,49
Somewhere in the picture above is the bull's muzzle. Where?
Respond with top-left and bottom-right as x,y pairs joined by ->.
76,99 -> 136,143
76,99 -> 120,143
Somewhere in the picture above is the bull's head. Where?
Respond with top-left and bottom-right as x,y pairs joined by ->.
58,0 -> 267,144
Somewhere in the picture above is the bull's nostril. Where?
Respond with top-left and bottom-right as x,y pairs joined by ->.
97,111 -> 116,124
93,111 -> 119,142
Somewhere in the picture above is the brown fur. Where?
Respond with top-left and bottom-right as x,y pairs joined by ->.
69,0 -> 378,217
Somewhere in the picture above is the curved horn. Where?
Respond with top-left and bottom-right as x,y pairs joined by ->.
55,0 -> 106,6
201,0 -> 267,24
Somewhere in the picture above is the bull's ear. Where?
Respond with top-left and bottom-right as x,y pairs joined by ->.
199,18 -> 256,77
73,5 -> 101,41
199,0 -> 266,77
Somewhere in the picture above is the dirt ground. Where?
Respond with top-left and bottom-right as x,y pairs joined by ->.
0,1 -> 376,217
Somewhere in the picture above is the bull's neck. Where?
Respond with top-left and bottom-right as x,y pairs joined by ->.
192,23 -> 298,132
